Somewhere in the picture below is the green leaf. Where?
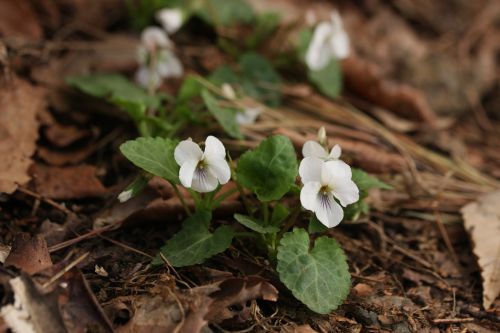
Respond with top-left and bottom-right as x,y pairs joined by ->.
239,53 -> 282,106
236,135 -> 298,202
120,137 -> 179,183
234,214 -> 279,234
112,99 -> 147,123
152,211 -> 234,267
245,12 -> 280,49
308,215 -> 328,234
67,73 -> 160,109
195,0 -> 254,26
351,168 -> 392,193
343,200 -> 369,221
297,28 -> 313,61
178,75 -> 203,102
201,89 -> 242,139
277,228 -> 350,314
308,59 -> 342,99
270,203 -> 290,227
209,66 -> 240,86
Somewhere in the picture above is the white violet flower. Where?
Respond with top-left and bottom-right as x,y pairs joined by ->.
136,26 -> 183,89
156,8 -> 184,34
235,106 -> 262,125
305,10 -> 350,71
221,83 -> 261,125
299,158 -> 359,228
174,136 -> 231,193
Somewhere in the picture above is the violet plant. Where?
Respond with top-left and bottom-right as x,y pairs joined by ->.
119,128 -> 390,314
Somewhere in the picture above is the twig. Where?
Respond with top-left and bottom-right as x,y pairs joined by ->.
48,222 -> 120,253
432,318 -> 475,324
17,187 -> 72,215
98,234 -> 153,258
41,252 -> 89,289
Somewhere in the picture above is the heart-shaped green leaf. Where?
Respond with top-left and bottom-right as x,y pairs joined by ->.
236,135 -> 298,202
234,214 -> 279,234
152,211 -> 234,267
277,228 -> 351,314
67,73 -> 160,109
120,137 -> 179,183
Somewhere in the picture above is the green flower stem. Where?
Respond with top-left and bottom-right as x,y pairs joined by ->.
277,206 -> 301,240
172,183 -> 191,215
262,202 -> 270,223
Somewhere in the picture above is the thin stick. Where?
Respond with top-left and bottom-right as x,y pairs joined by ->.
432,318 -> 474,324
41,252 -> 89,289
18,187 -> 72,215
48,222 -> 119,253
98,235 -> 153,258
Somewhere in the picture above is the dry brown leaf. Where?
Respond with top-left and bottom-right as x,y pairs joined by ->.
0,77 -> 44,194
206,276 -> 279,323
111,276 -> 277,333
283,324 -> 319,333
461,190 -> 500,309
4,233 -> 52,275
58,268 -> 114,333
0,274 -> 66,333
53,0 -> 125,29
37,145 -> 96,166
31,164 -> 107,200
31,35 -> 138,89
342,56 -> 437,124
43,123 -> 92,148
0,0 -> 42,39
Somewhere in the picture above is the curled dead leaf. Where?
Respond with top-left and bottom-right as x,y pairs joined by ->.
0,77 -> 44,194
461,191 -> 500,309
4,233 -> 52,275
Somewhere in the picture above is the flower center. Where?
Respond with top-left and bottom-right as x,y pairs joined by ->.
197,158 -> 207,170
319,185 -> 330,195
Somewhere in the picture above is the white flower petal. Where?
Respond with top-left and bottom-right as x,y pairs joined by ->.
305,22 -> 333,71
328,11 -> 350,59
300,181 -> 321,211
207,157 -> 231,185
204,136 -> 226,159
329,30 -> 350,59
191,169 -> 218,193
332,178 -> 359,207
299,157 -> 323,183
329,144 -> 341,159
174,140 -> 203,166
315,193 -> 344,228
141,26 -> 172,50
156,8 -> 183,34
236,107 -> 261,125
135,67 -> 161,89
179,159 -> 198,188
157,51 -> 183,78
302,140 -> 328,159
323,160 -> 352,183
